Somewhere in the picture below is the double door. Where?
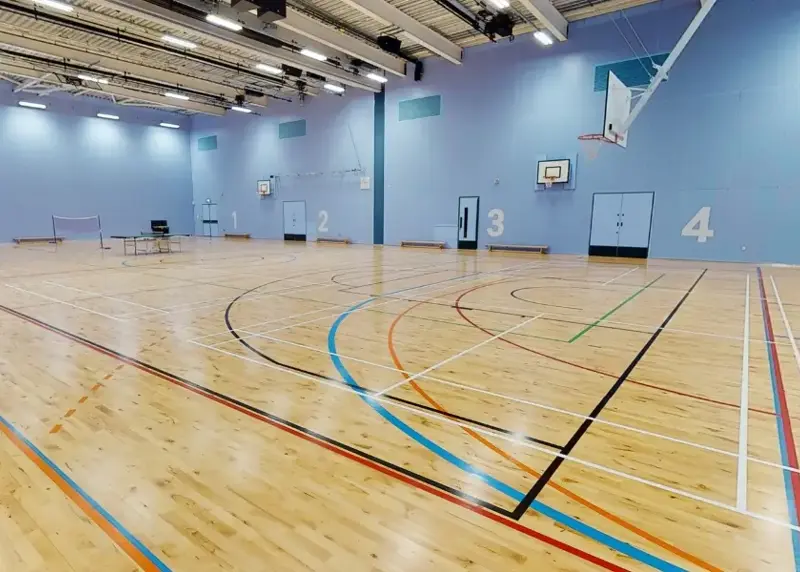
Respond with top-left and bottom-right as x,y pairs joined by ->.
589,192 -> 653,258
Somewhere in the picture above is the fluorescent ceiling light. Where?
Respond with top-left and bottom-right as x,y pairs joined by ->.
323,83 -> 345,94
97,113 -> 119,120
300,48 -> 326,62
160,122 -> 180,129
533,31 -> 553,46
78,74 -> 109,84
487,0 -> 510,8
206,14 -> 242,32
33,0 -> 73,12
230,106 -> 252,113
256,63 -> 283,75
366,73 -> 388,84
162,35 -> 197,49
18,101 -> 46,109
164,92 -> 190,100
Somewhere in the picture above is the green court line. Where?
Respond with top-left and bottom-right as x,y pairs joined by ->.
568,274 -> 665,343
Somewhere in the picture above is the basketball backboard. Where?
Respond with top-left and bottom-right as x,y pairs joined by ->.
603,71 -> 632,148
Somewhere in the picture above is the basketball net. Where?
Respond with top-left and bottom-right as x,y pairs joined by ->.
578,134 -> 609,161
544,177 -> 556,189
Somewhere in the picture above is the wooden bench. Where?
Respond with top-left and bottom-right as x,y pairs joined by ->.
488,244 -> 549,254
401,240 -> 446,249
317,237 -> 351,245
224,233 -> 251,239
13,236 -> 64,244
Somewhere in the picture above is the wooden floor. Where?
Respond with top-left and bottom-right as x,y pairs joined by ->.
0,238 -> 798,571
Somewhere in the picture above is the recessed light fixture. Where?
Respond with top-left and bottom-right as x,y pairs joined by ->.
206,14 -> 243,32
160,122 -> 180,129
487,0 -> 509,8
162,35 -> 197,49
78,74 -> 109,84
256,63 -> 283,75
33,0 -> 73,12
97,113 -> 119,120
164,92 -> 190,101
366,73 -> 388,84
533,31 -> 553,46
230,106 -> 252,113
323,83 -> 345,94
18,101 -> 46,109
300,48 -> 326,62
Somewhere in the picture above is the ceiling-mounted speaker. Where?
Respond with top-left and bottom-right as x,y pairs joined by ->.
377,35 -> 402,55
284,65 -> 303,78
257,0 -> 286,23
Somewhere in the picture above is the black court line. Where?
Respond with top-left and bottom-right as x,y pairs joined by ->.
0,302 -> 519,520
509,268 -> 708,520
226,282 -> 564,452
509,288 -> 583,311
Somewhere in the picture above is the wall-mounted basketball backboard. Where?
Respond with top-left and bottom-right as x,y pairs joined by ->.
604,71 -> 632,148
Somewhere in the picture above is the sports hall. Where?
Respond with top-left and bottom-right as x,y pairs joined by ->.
0,0 -> 797,570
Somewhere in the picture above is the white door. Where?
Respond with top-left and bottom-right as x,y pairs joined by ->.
589,193 -> 622,247
618,193 -> 653,248
282,201 -> 307,238
457,196 -> 479,249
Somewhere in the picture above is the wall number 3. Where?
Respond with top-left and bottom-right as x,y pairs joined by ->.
487,208 -> 504,238
681,207 -> 714,243
318,210 -> 329,232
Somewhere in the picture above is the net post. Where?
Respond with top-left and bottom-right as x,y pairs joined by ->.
97,214 -> 105,250
51,215 -> 57,247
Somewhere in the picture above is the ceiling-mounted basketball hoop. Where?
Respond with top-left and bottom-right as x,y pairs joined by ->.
578,70 -> 631,160
577,132 -> 622,161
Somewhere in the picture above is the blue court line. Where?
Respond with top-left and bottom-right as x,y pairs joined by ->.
328,297 -> 684,572
756,268 -> 800,571
0,415 -> 172,572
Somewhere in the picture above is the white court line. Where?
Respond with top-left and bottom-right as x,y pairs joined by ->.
771,275 -> 800,374
737,274 -> 750,511
201,261 -> 544,345
3,283 -> 126,322
375,314 -> 543,396
185,337 -> 800,533
602,267 -> 638,286
198,323 -> 800,478
43,281 -> 168,314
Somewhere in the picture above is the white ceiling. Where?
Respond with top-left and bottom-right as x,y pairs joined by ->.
0,0 -> 657,114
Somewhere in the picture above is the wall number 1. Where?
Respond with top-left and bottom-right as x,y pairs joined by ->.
318,210 -> 329,232
681,207 -> 714,243
487,209 -> 504,238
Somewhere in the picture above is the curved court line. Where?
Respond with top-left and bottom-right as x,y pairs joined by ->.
0,302 -> 632,572
458,281 -> 776,417
328,298 -> 684,572
0,415 -> 170,572
386,298 -> 721,572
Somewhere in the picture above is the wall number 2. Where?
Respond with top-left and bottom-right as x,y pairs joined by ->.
487,209 -> 504,238
681,207 -> 714,243
318,210 -> 329,232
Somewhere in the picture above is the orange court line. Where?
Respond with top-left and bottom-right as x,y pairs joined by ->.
386,294 -> 722,572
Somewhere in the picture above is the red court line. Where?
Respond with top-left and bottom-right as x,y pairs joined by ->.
0,303 -> 631,572
387,295 -> 721,572
757,268 -> 800,527
455,282 -> 776,417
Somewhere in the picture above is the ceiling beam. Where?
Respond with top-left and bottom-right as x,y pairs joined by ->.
0,31 -> 240,99
13,72 -> 51,92
337,0 -> 462,64
0,61 -> 224,115
517,0 -> 568,41
91,0 -> 380,92
278,8 -> 406,77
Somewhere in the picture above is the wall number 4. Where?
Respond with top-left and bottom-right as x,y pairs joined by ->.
487,209 -> 504,238
681,207 -> 714,243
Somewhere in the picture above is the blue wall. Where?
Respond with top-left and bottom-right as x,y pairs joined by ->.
190,93 -> 374,243
0,84 -> 193,240
382,0 -> 800,263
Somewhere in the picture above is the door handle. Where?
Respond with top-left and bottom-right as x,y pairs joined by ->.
459,217 -> 463,229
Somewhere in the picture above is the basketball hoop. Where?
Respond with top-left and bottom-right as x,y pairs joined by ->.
578,133 -> 620,161
543,176 -> 557,189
